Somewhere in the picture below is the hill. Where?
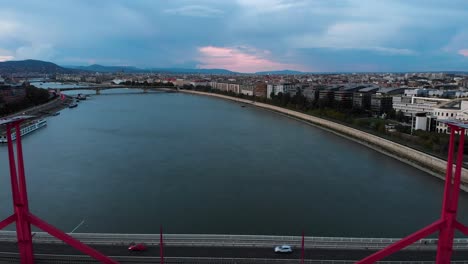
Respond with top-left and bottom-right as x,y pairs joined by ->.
150,68 -> 236,74
254,70 -> 304,75
0,59 -> 75,74
65,65 -> 238,74
67,64 -> 146,73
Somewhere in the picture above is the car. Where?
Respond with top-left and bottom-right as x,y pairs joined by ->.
128,243 -> 147,251
274,245 -> 293,253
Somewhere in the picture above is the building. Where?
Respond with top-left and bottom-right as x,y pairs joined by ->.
254,83 -> 267,98
227,83 -> 240,94
189,80 -> 208,87
266,83 -> 298,98
55,74 -> 82,82
413,113 -> 432,131
392,96 -> 448,117
371,94 -> 393,115
175,79 -> 185,87
433,100 -> 468,134
376,87 -> 405,96
240,84 -> 255,96
318,87 -> 340,106
302,86 -> 320,101
112,79 -> 126,85
353,92 -> 371,109
461,79 -> 468,88
318,89 -> 334,105
333,91 -> 353,108
210,82 -> 229,92
352,86 -> 379,110
85,76 -> 97,83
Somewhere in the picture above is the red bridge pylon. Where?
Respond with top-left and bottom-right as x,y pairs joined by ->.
0,116 -> 117,264
358,120 -> 468,263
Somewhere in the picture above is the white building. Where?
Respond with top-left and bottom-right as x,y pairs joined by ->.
240,84 -> 254,96
266,84 -> 299,99
433,100 -> 468,134
267,84 -> 283,99
393,96 -> 449,117
455,91 -> 468,98
414,115 -> 428,131
393,96 -> 449,131
112,79 -> 126,84
189,81 -> 208,87
227,83 -> 240,93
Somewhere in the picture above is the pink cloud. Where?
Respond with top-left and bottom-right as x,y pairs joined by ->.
0,55 -> 14,62
197,46 -> 309,73
459,49 -> 468,57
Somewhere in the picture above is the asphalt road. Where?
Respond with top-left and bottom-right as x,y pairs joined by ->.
2,242 -> 468,261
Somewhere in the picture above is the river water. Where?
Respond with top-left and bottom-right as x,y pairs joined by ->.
0,87 -> 467,237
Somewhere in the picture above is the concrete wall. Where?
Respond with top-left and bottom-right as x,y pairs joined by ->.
181,90 -> 468,187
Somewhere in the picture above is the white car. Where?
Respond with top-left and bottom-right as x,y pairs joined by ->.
274,245 -> 293,253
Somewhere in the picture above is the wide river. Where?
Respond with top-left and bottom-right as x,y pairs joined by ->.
1,88 -> 468,237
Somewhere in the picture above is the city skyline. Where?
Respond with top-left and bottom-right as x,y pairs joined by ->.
0,0 -> 467,72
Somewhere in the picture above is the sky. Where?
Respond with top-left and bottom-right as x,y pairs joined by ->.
0,0 -> 467,73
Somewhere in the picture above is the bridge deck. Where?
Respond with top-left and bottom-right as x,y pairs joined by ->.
1,231 -> 467,250
1,232 -> 468,262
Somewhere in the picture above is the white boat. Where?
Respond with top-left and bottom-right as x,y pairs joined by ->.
0,119 -> 47,143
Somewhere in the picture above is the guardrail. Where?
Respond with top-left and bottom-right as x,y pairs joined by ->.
1,231 -> 467,250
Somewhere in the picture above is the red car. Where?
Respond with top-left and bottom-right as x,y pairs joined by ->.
128,243 -> 147,251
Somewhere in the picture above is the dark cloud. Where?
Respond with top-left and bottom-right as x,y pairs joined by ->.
0,0 -> 467,71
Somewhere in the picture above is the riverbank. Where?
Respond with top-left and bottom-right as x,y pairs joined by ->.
3,96 -> 73,120
181,90 -> 468,190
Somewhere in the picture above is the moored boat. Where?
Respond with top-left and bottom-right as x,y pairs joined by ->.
0,119 -> 47,143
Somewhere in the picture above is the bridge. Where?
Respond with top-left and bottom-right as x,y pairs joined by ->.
2,231 -> 468,263
48,85 -> 178,95
1,112 -> 468,263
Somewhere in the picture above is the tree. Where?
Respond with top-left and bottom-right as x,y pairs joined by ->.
396,110 -> 405,122
281,93 -> 291,107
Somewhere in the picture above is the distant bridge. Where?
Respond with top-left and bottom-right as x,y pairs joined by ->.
48,86 -> 178,95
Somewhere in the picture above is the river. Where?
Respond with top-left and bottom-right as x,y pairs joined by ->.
0,87 -> 467,237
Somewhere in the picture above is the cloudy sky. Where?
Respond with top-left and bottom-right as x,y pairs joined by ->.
0,0 -> 467,72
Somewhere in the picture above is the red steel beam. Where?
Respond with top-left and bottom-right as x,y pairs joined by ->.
0,214 -> 16,230
357,219 -> 444,263
440,128 -> 456,217
28,213 -> 118,264
436,127 -> 465,263
14,122 -> 34,264
6,123 -> 33,264
0,118 -> 118,264
455,221 -> 468,236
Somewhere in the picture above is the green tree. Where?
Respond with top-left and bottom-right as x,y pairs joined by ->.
396,110 -> 405,122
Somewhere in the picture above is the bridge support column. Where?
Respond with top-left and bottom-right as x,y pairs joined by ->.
143,88 -> 148,93
0,117 -> 117,264
357,121 -> 468,264
96,88 -> 100,95
7,124 -> 34,264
